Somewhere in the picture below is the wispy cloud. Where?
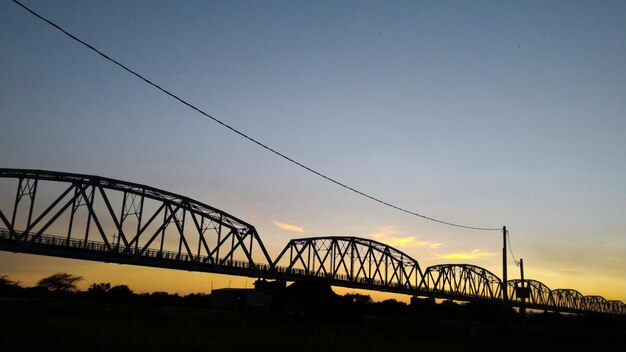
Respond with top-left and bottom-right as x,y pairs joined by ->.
369,226 -> 443,249
272,221 -> 304,233
436,249 -> 497,260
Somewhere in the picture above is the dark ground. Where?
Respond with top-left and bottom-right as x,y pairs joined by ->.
1,297 -> 625,352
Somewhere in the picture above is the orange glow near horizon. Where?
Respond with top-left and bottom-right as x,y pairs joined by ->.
436,249 -> 498,260
1,251 -> 624,303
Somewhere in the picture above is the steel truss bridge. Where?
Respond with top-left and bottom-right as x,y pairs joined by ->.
0,169 -> 623,316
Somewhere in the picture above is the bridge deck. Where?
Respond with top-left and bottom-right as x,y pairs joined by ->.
1,169 -> 622,316
0,228 -> 615,316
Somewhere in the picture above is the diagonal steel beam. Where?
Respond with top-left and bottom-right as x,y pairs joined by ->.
97,186 -> 130,248
76,184 -> 112,251
17,183 -> 75,240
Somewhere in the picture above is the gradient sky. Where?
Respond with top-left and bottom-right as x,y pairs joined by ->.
1,0 -> 625,302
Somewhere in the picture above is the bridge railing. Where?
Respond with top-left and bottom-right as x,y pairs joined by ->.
0,228 -> 396,288
2,228 -> 625,315
271,264 -> 392,288
0,228 -> 274,272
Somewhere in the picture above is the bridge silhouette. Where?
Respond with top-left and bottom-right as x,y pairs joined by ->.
0,168 -> 623,316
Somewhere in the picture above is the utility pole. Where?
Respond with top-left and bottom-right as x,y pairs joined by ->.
502,226 -> 508,305
520,258 -> 527,327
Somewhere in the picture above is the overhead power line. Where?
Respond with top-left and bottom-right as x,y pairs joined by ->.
507,230 -> 520,267
12,0 -> 501,231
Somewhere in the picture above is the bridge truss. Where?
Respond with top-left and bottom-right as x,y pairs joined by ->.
0,168 -> 274,276
272,236 -> 423,294
0,168 -> 624,316
423,264 -> 502,302
507,279 -> 553,307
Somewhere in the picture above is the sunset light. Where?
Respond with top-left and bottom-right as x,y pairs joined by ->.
1,0 -> 625,350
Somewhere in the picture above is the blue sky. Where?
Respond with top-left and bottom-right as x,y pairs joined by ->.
1,0 -> 625,300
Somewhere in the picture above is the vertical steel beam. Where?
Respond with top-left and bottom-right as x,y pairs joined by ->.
120,192 -> 128,225
10,178 -> 38,236
304,245 -> 315,274
330,239 -> 335,278
67,186 -> 78,244
177,212 -> 183,259
216,217 -> 222,262
229,229 -> 235,264
10,178 -> 24,236
134,193 -> 145,254
83,185 -> 94,246
160,206 -> 168,254
26,179 -> 37,229
384,254 -> 388,286
350,239 -> 355,281
248,231 -> 254,264
196,217 -> 203,259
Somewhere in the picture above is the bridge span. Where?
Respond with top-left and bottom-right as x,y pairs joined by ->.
0,168 -> 624,316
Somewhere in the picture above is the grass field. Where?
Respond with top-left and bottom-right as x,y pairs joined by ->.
1,297 -> 625,352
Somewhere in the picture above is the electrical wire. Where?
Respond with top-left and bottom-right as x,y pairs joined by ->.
507,230 -> 520,267
11,0 -> 502,231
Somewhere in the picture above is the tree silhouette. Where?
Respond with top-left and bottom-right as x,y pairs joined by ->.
344,293 -> 373,304
0,275 -> 21,294
108,284 -> 133,299
36,273 -> 83,292
0,275 -> 20,288
87,282 -> 111,295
